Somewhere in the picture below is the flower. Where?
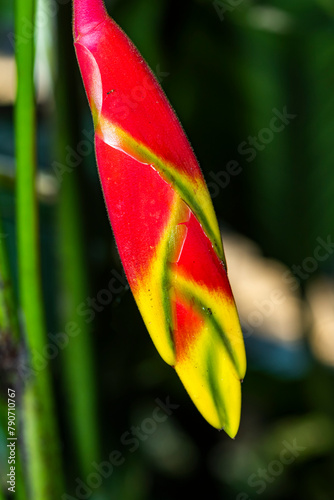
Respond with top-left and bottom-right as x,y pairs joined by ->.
73,0 -> 246,437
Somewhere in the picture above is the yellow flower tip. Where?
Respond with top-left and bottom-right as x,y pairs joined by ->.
219,425 -> 237,440
223,417 -> 241,440
214,420 -> 239,439
208,399 -> 241,438
175,345 -> 243,438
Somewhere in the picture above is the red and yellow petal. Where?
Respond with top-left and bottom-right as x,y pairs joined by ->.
74,4 -> 223,260
73,0 -> 246,436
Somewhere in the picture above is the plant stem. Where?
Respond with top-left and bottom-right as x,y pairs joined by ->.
58,172 -> 100,474
54,2 -> 100,475
14,0 -> 64,497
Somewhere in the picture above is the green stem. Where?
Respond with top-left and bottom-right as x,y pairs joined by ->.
58,173 -> 100,475
54,3 -> 100,474
14,0 -> 64,498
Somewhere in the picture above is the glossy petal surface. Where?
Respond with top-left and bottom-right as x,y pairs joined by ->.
73,0 -> 246,436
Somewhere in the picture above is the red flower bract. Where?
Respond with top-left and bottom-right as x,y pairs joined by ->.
73,0 -> 246,437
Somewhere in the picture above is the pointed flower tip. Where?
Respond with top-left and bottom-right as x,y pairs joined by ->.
217,420 -> 239,439
198,394 -> 240,438
73,0 -> 107,40
228,422 -> 239,439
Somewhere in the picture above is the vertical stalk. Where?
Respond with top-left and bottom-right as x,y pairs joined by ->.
57,173 -> 100,475
54,2 -> 100,475
14,0 -> 64,498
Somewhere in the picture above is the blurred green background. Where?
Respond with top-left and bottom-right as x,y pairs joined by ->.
0,0 -> 334,499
